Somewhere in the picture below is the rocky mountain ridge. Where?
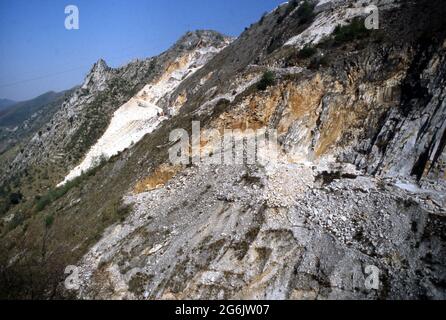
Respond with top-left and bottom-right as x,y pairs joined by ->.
1,30 -> 231,192
0,0 -> 445,299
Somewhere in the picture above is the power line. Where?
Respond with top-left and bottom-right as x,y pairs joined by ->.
0,66 -> 88,89
0,41 -> 162,89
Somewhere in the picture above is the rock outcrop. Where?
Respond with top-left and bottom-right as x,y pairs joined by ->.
3,31 -> 231,188
70,0 -> 446,300
1,0 -> 445,300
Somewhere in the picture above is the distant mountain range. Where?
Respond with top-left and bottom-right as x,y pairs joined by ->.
0,89 -> 74,154
0,91 -> 67,128
0,99 -> 16,114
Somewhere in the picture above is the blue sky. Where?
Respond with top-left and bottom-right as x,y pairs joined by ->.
0,0 -> 285,101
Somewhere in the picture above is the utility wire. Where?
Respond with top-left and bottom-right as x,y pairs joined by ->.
0,40 -> 162,89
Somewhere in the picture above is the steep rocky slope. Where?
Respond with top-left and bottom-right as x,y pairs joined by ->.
2,31 -> 230,190
0,0 -> 445,299
0,30 -> 232,298
60,33 -> 231,185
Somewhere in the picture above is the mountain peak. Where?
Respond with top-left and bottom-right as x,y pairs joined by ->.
3,0 -> 446,300
80,58 -> 112,91
92,58 -> 109,72
173,29 -> 233,51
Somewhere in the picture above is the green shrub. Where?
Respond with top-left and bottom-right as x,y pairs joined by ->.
9,192 -> 23,205
8,212 -> 25,231
257,71 -> 276,91
44,214 -> 54,228
277,0 -> 299,24
333,18 -> 370,44
100,199 -> 133,224
0,200 -> 10,216
116,201 -> 133,223
299,45 -> 317,58
34,154 -> 108,212
309,55 -> 330,70
36,195 -> 52,212
296,1 -> 315,24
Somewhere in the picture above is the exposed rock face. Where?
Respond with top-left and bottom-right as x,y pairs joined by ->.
3,30 -> 231,187
75,163 -> 445,300
5,58 -> 149,182
1,0 -> 445,300
364,42 -> 446,180
60,32 -> 230,185
69,0 -> 446,300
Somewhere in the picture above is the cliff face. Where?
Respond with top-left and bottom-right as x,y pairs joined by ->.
71,0 -> 446,300
60,32 -> 231,185
2,31 -> 231,190
1,0 -> 445,299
